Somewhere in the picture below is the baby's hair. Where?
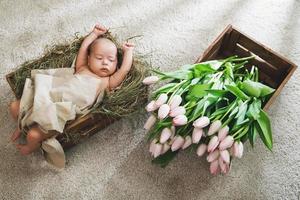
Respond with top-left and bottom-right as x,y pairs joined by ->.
87,37 -> 122,69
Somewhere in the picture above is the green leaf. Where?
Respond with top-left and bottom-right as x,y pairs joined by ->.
258,82 -> 275,97
256,109 -> 273,150
225,62 -> 234,80
152,150 -> 179,168
249,122 -> 258,148
235,101 -> 248,124
240,79 -> 275,97
189,83 -> 212,99
205,89 -> 228,97
240,79 -> 261,98
225,84 -> 250,101
246,99 -> 261,120
193,63 -> 216,77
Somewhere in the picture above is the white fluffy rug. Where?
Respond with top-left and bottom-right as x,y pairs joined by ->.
0,0 -> 299,199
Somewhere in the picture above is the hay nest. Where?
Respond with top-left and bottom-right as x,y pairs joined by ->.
8,31 -> 150,118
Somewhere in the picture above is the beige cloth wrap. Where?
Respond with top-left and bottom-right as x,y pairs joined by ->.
17,67 -> 104,168
18,68 -> 104,134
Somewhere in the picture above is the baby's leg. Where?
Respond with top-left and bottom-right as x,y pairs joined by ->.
16,126 -> 55,155
9,100 -> 21,142
9,100 -> 20,121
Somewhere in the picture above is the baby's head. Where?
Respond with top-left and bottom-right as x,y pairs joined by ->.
87,37 -> 118,77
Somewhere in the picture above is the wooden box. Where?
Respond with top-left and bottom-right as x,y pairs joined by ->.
196,25 -> 297,110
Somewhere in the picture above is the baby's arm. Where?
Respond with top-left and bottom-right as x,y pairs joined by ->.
75,24 -> 107,72
108,42 -> 134,90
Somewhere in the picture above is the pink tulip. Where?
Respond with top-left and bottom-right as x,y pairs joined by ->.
144,114 -> 156,130
172,115 -> 188,126
218,126 -> 229,141
182,136 -> 192,149
162,143 -> 170,154
192,128 -> 203,144
142,76 -> 159,85
193,116 -> 210,128
169,106 -> 186,117
207,120 -> 222,136
158,104 -> 170,119
196,144 -> 207,156
220,150 -> 230,164
219,157 -> 230,174
171,136 -> 185,151
169,95 -> 182,110
149,139 -> 157,155
146,100 -> 158,112
155,93 -> 168,107
207,136 -> 219,153
233,141 -> 244,158
207,150 -> 220,162
219,136 -> 234,150
153,143 -> 163,158
159,128 -> 172,144
210,159 -> 220,175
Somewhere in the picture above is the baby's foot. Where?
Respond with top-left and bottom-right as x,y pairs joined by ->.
10,129 -> 21,142
16,143 -> 40,155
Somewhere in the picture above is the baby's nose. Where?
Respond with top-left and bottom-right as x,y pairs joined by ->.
102,59 -> 108,65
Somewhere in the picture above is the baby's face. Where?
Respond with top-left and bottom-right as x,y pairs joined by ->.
88,38 -> 118,77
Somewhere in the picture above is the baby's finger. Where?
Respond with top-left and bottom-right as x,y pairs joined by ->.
125,42 -> 135,47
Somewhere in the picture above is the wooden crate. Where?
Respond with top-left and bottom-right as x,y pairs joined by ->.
196,25 -> 297,110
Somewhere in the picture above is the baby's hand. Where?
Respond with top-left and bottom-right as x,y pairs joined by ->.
122,42 -> 135,53
92,24 -> 107,36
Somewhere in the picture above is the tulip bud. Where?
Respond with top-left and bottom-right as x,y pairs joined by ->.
210,159 -> 220,175
233,141 -> 244,158
153,143 -> 163,158
220,150 -> 230,164
182,136 -> 192,149
207,120 -> 222,136
155,93 -> 168,107
207,136 -> 219,153
219,157 -> 230,174
192,128 -> 203,144
144,114 -> 156,130
172,115 -> 188,126
146,100 -> 158,112
169,95 -> 182,110
162,143 -> 170,154
142,76 -> 159,85
193,116 -> 210,128
149,138 -> 157,155
158,104 -> 170,119
169,106 -> 186,117
196,144 -> 207,156
218,125 -> 229,141
207,150 -> 220,162
171,136 -> 185,151
219,136 -> 234,150
159,128 -> 172,144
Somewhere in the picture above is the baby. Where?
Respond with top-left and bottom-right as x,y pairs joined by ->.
9,24 -> 134,155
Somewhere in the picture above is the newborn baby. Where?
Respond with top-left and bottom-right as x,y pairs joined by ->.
9,24 -> 134,155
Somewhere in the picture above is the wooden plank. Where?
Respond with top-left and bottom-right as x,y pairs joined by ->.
234,29 -> 292,71
263,63 -> 297,110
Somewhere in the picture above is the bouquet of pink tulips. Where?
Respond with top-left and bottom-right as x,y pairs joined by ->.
143,56 -> 275,175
